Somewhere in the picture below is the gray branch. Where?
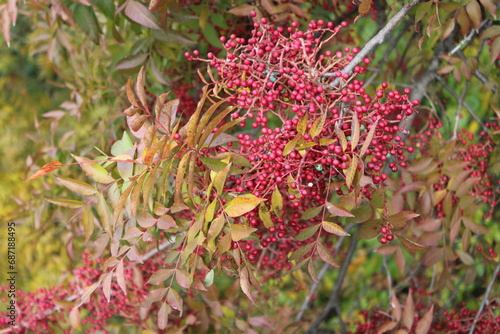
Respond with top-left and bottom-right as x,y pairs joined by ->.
468,261 -> 500,334
331,0 -> 421,87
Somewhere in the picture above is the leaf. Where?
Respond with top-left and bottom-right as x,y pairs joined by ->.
407,157 -> 433,173
301,206 -> 323,220
402,290 -> 415,330
225,195 -> 266,217
456,249 -> 474,266
350,112 -> 360,149
358,0 -> 372,15
82,206 -> 94,244
142,288 -> 168,308
397,235 -> 428,253
462,217 -> 490,234
147,269 -> 173,285
335,123 -> 347,152
158,302 -> 169,330
455,177 -> 481,197
116,52 -> 149,70
387,211 -> 419,228
308,259 -> 318,282
316,241 -> 338,267
415,305 -> 434,334
322,221 -> 350,236
44,198 -> 84,209
69,307 -> 81,330
310,112 -> 326,139
289,243 -> 315,261
166,289 -> 183,315
227,4 -> 256,16
202,23 -> 221,47
479,0 -> 497,18
77,282 -> 100,307
345,156 -> 358,188
157,214 -> 178,230
258,203 -> 274,228
135,66 -> 147,110
72,155 -> 115,184
116,261 -> 126,294
204,269 -> 214,286
283,135 -> 301,156
230,224 -> 257,241
124,0 -> 161,30
358,219 -> 384,240
465,0 -> 481,30
297,113 -> 309,135
97,193 -> 112,236
295,224 -> 320,241
73,4 -> 102,44
359,119 -> 378,158
326,202 -> 354,217
153,28 -> 195,44
213,162 -> 231,195
24,161 -> 62,182
415,1 -> 432,23
370,187 -> 387,208
240,266 -> 255,304
271,187 -> 283,218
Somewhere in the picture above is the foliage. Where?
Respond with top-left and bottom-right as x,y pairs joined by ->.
1,0 -> 499,333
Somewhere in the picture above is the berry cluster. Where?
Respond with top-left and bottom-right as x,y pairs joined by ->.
181,15 -> 419,272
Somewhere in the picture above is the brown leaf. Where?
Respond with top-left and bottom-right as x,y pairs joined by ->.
465,0 -> 481,29
402,289 -> 415,330
326,202 -> 354,217
415,305 -> 434,334
358,0 -> 372,15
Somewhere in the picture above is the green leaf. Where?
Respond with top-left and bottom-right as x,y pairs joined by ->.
204,269 -> 215,287
358,219 -> 384,240
295,224 -> 320,241
45,198 -> 84,209
73,4 -> 102,44
202,24 -> 221,47
288,243 -> 315,261
301,206 -> 323,220
225,195 -> 266,217
94,0 -> 115,20
370,187 -> 387,208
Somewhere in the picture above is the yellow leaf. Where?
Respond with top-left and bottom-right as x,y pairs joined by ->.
57,176 -> 97,195
230,224 -> 257,241
44,198 -> 84,209
225,195 -> 266,217
72,155 -> 115,184
322,221 -> 350,236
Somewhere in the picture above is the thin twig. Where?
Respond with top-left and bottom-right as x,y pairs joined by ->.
433,74 -> 488,134
468,261 -> 500,334
295,224 -> 355,321
305,226 -> 360,334
331,0 -> 421,87
452,80 -> 469,139
382,255 -> 393,298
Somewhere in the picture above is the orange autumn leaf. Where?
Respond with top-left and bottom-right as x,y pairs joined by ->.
24,161 -> 63,183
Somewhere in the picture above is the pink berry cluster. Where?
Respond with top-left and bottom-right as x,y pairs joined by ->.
179,14 -> 420,272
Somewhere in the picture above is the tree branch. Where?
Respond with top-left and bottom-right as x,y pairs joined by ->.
305,226 -> 360,334
468,261 -> 500,334
433,74 -> 488,134
331,0 -> 421,87
295,224 -> 355,321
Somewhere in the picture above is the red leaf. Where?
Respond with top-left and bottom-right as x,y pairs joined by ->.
24,161 -> 62,182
